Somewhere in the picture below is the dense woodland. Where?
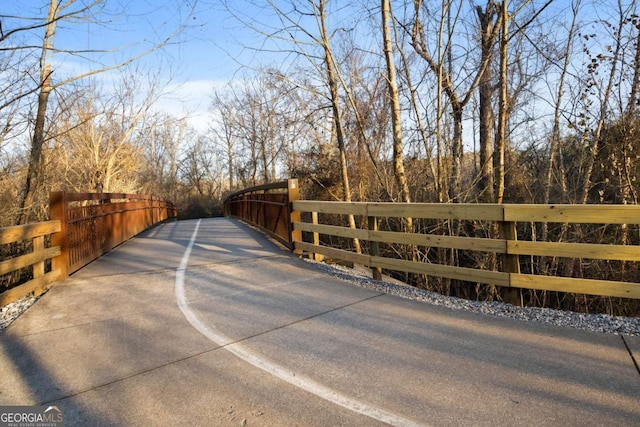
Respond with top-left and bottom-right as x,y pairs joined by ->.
1,1 -> 639,315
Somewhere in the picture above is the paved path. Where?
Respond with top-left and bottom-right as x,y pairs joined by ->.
0,218 -> 638,426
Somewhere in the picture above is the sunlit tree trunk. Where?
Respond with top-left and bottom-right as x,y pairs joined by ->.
494,0 -> 509,204
18,0 -> 57,224
476,2 -> 497,204
318,0 -> 361,253
382,0 -> 412,212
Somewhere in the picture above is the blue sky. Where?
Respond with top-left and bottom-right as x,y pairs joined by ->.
1,0 -> 283,131
1,1 -> 255,79
1,0 -> 621,135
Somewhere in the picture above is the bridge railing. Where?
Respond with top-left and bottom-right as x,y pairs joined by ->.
0,221 -> 61,306
50,192 -> 177,278
0,192 -> 176,306
291,201 -> 640,300
223,180 -> 301,250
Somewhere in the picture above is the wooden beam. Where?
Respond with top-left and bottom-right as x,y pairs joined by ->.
370,256 -> 510,287
369,230 -> 506,252
367,203 -> 504,221
0,220 -> 61,245
294,241 -> 370,266
0,247 -> 61,275
293,201 -> 368,216
504,204 -> 640,224
0,270 -> 61,306
508,240 -> 640,261
510,273 -> 640,299
293,221 -> 368,240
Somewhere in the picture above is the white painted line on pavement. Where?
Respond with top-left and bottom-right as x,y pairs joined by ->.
175,219 -> 425,427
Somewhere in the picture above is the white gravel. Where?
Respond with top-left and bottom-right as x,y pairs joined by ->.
0,294 -> 38,332
2,261 -> 639,337
305,259 -> 640,337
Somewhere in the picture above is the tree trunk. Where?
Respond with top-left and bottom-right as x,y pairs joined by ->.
261,137 -> 269,183
227,142 -> 234,190
494,0 -> 509,204
476,2 -> 497,204
540,0 -> 579,278
382,0 -> 412,215
450,106 -> 463,202
18,0 -> 58,225
382,0 -> 415,282
318,0 -> 361,253
627,21 -> 640,119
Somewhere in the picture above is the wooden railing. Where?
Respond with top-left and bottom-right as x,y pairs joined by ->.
223,180 -> 301,249
0,221 -> 62,306
50,192 -> 177,278
291,202 -> 640,300
0,192 -> 177,306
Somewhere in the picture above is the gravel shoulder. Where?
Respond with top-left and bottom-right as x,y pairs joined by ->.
305,259 -> 640,337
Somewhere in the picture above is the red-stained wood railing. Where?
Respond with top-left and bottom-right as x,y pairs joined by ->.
223,179 -> 300,249
50,192 -> 177,278
0,192 -> 177,306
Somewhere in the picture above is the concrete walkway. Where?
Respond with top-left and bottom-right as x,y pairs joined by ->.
0,218 -> 638,426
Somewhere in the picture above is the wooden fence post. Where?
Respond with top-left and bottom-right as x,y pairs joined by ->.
311,211 -> 324,261
32,235 -> 45,280
500,216 -> 521,306
50,191 -> 69,279
288,179 -> 302,253
368,213 -> 382,281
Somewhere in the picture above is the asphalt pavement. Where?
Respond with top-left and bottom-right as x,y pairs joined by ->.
0,218 -> 638,426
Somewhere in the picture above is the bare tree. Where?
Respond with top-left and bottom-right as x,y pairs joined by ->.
476,1 -> 500,203
411,0 -> 499,202
544,0 -> 581,207
579,0 -> 629,205
313,1 -> 358,244
180,134 -> 221,198
211,88 -> 239,191
393,17 -> 440,202
51,71 -> 168,194
17,0 -> 59,223
382,0 -> 412,233
6,0 -> 196,224
230,0 -> 364,250
139,113 -> 184,201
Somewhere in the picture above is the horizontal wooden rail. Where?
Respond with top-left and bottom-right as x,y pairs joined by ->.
292,201 -> 640,300
0,220 -> 62,306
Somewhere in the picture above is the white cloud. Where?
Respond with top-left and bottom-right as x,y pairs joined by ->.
155,79 -> 229,133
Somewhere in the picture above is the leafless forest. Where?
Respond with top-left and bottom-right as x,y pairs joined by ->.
1,1 -> 639,315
